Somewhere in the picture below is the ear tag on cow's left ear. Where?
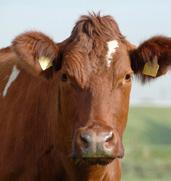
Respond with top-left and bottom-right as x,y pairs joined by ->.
143,56 -> 159,77
38,56 -> 53,70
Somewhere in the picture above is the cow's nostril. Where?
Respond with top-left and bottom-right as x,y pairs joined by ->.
104,131 -> 113,142
80,132 -> 91,147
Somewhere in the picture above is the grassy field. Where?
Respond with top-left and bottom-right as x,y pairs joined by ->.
122,106 -> 171,181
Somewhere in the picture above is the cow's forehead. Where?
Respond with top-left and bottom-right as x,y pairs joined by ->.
64,15 -> 128,64
59,14 -> 131,87
63,37 -> 121,70
61,41 -> 130,90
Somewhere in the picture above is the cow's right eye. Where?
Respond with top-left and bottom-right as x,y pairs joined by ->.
61,73 -> 68,82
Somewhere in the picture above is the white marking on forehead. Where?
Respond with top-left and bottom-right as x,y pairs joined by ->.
3,65 -> 20,97
106,40 -> 119,67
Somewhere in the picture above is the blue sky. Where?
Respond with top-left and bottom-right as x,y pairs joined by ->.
0,0 -> 171,104
1,0 -> 171,45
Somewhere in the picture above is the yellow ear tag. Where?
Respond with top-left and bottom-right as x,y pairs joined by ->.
38,56 -> 53,70
143,56 -> 159,77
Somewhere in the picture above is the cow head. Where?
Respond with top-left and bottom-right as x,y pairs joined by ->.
11,14 -> 171,166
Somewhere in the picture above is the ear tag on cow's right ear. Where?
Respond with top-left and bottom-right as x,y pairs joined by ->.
143,56 -> 159,77
38,56 -> 53,70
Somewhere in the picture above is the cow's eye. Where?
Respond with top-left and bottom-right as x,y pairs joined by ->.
124,73 -> 132,81
61,73 -> 68,82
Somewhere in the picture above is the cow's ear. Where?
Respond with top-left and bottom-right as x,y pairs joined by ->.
12,31 -> 61,77
130,36 -> 171,83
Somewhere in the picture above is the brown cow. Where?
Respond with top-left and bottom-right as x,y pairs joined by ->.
0,14 -> 171,181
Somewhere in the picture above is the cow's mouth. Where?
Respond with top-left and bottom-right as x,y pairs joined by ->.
72,154 -> 123,166
82,157 -> 114,165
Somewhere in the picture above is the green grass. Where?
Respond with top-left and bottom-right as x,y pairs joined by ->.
122,106 -> 171,181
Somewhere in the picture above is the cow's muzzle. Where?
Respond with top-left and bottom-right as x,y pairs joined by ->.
72,123 -> 124,165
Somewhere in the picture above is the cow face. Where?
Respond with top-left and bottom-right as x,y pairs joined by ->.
55,16 -> 134,165
58,43 -> 132,165
11,14 -> 171,166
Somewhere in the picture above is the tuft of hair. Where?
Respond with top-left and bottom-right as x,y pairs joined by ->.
130,36 -> 171,83
71,12 -> 125,42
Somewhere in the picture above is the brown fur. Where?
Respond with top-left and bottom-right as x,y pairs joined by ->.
130,36 -> 171,82
12,31 -> 59,76
0,13 -> 171,181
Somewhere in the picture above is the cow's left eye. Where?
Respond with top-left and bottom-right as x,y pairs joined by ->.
124,73 -> 132,81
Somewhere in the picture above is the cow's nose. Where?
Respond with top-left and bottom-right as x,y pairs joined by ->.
73,125 -> 124,165
79,130 -> 115,156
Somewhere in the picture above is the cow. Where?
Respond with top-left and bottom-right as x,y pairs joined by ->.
0,13 -> 171,181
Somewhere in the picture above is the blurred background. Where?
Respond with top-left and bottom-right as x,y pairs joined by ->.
0,0 -> 171,180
